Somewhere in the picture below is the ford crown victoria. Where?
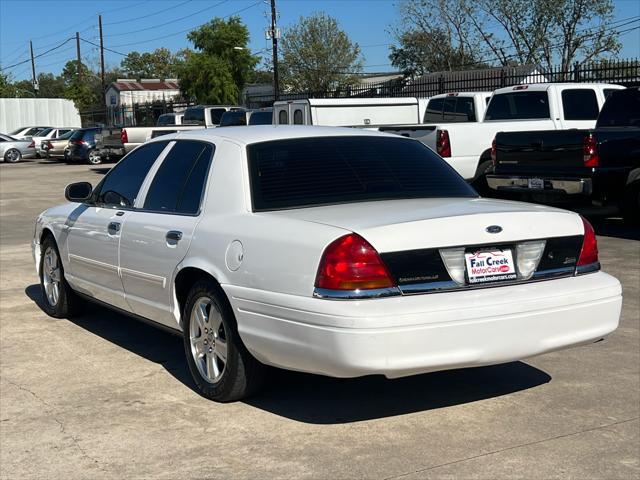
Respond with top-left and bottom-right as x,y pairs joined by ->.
33,126 -> 622,402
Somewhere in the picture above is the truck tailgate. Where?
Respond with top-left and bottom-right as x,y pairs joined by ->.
495,130 -> 588,172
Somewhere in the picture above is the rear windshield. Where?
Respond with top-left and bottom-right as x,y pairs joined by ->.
249,111 -> 273,125
37,128 -> 53,137
484,91 -> 550,120
423,97 -> 477,123
157,115 -> 176,126
248,136 -> 476,211
596,88 -> 640,128
183,108 -> 204,125
219,111 -> 247,127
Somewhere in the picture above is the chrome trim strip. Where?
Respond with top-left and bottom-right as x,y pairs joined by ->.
68,254 -> 118,273
486,175 -> 591,195
399,280 -> 460,294
120,267 -> 166,288
313,287 -> 401,300
575,262 -> 600,275
532,266 -> 575,279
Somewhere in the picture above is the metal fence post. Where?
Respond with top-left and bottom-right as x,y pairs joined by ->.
573,62 -> 580,82
438,75 -> 444,94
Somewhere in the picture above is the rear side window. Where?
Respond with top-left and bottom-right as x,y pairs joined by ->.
562,89 -> 599,120
484,91 -> 550,120
183,108 -> 205,125
596,89 -> 640,127
248,136 -> 476,211
143,141 -> 214,214
278,109 -> 288,125
210,108 -> 227,125
293,109 -> 304,124
248,111 -> 272,125
423,98 -> 444,122
96,142 -> 169,207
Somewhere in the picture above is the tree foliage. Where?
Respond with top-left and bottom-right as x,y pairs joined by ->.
179,17 -> 258,103
121,48 -> 182,79
393,0 -> 620,74
280,12 -> 363,92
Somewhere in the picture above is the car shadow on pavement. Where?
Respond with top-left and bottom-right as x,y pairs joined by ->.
90,167 -> 112,175
26,284 -> 551,424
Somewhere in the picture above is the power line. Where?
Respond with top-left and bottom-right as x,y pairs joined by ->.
109,1 -> 262,49
104,0 -> 193,26
80,38 -> 127,57
0,37 -> 75,71
104,0 -> 230,38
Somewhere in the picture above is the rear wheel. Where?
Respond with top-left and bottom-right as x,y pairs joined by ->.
39,236 -> 84,318
4,148 -> 22,163
182,280 -> 266,402
87,149 -> 102,165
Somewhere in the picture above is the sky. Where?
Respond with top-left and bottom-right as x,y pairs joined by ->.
1,0 -> 639,82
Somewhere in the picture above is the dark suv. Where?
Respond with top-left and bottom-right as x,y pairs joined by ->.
68,128 -> 101,164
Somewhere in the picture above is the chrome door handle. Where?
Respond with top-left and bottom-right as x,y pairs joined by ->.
107,222 -> 121,235
166,230 -> 183,242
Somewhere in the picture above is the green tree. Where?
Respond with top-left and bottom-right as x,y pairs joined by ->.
36,72 -> 66,98
0,72 -> 17,97
121,48 -> 182,79
280,12 -> 363,92
179,17 -> 258,103
60,60 -> 101,111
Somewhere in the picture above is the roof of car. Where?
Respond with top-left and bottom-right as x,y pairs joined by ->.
156,125 -> 398,145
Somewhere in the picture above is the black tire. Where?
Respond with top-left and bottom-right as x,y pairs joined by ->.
622,182 -> 640,225
38,235 -> 84,318
471,159 -> 493,196
4,148 -> 22,163
182,279 -> 266,402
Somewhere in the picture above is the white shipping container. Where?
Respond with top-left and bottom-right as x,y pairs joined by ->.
0,98 -> 81,134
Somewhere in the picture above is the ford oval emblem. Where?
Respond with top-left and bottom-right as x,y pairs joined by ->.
486,225 -> 503,234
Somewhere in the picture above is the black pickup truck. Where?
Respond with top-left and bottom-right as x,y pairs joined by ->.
486,87 -> 639,223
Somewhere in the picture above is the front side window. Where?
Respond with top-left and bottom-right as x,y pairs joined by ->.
562,89 -> 599,120
143,141 -> 214,214
248,136 -> 476,211
484,91 -> 550,120
95,142 -> 169,207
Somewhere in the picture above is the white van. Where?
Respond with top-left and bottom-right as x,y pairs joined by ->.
273,98 -> 422,128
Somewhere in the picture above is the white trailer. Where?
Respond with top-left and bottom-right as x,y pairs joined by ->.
0,98 -> 81,134
273,97 -> 422,127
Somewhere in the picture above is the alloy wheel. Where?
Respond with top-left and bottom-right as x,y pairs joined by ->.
189,297 -> 228,383
42,247 -> 61,306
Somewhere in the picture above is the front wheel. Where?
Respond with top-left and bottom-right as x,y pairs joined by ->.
39,236 -> 84,318
4,148 -> 22,163
182,280 -> 266,402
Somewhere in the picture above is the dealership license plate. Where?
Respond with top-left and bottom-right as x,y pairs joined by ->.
465,249 -> 517,284
528,178 -> 544,189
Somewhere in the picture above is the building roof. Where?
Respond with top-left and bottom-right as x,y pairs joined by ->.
109,79 -> 180,92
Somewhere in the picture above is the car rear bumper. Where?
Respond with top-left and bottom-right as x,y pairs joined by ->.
487,175 -> 591,195
223,272 -> 621,378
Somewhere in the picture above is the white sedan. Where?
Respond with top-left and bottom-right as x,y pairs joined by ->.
33,126 -> 622,402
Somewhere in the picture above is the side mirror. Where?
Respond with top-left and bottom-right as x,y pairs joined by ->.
65,182 -> 93,202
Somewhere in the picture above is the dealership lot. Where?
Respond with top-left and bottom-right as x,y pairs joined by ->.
0,160 -> 638,479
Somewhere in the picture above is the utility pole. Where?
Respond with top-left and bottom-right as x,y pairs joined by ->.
29,40 -> 37,93
99,14 -> 106,107
269,0 -> 279,100
76,32 -> 81,82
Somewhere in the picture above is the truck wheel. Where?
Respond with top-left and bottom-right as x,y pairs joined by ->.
622,182 -> 639,225
4,148 -> 22,163
182,279 -> 266,402
87,150 -> 102,165
471,160 -> 493,196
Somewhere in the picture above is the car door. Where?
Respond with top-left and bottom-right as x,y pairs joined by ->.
64,141 -> 171,310
119,140 -> 215,327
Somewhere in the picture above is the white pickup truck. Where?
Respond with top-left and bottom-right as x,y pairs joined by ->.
382,83 -> 624,181
117,105 -> 242,153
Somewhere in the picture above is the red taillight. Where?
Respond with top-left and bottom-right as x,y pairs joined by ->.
315,234 -> 395,290
577,216 -> 599,267
121,129 -> 128,144
71,139 -> 84,145
583,134 -> 599,167
27,141 -> 35,148
491,137 -> 497,165
436,129 -> 451,157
